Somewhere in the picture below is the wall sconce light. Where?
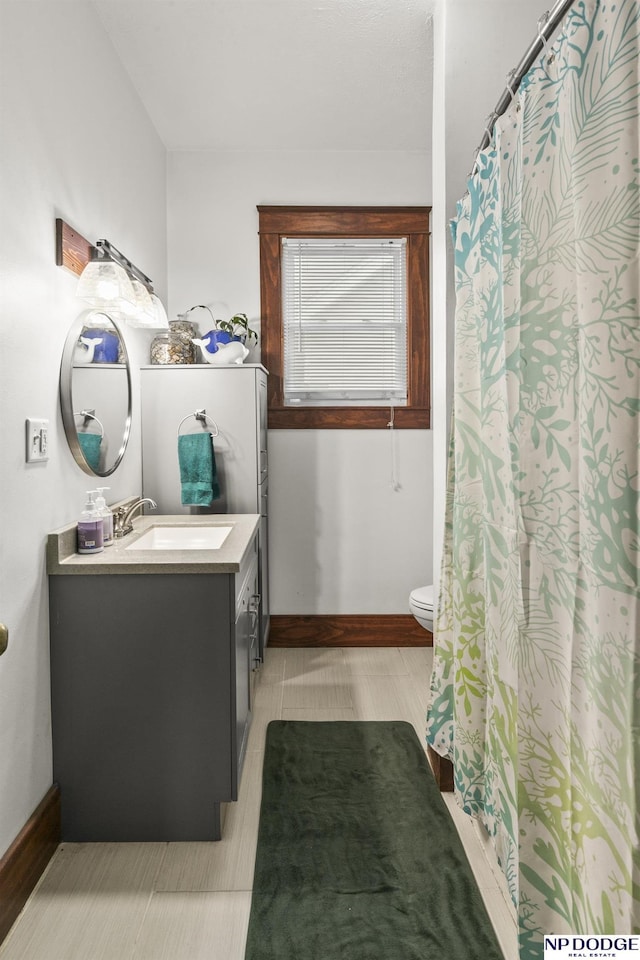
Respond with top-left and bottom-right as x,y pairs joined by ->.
76,245 -> 137,312
56,219 -> 169,330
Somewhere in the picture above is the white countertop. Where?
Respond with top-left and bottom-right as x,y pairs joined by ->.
47,513 -> 260,576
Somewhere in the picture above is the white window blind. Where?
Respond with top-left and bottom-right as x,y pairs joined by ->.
281,237 -> 408,406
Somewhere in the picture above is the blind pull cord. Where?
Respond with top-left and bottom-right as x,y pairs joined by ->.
387,406 -> 401,492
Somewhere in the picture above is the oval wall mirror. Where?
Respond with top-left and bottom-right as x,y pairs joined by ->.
60,310 -> 132,477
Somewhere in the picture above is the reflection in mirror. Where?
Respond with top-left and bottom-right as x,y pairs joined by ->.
60,310 -> 132,477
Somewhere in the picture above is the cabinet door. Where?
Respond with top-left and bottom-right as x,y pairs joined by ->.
140,366 -> 262,514
257,372 -> 268,484
258,484 -> 269,655
50,573 -> 233,841
233,552 -> 260,796
233,570 -> 252,796
248,579 -> 261,702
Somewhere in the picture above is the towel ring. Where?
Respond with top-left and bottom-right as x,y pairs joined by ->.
177,409 -> 219,438
74,409 -> 105,438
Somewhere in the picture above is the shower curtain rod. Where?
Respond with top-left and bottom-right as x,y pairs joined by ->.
473,0 -> 577,166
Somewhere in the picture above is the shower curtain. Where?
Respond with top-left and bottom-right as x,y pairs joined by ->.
427,1 -> 640,956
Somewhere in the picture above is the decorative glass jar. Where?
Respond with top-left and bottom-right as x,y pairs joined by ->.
150,319 -> 197,364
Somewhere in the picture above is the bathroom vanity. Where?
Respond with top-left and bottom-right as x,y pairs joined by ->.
47,513 -> 260,842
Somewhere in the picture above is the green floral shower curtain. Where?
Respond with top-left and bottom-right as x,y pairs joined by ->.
427,1 -> 640,956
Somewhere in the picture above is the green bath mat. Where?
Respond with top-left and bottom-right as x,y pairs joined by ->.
245,720 -> 504,960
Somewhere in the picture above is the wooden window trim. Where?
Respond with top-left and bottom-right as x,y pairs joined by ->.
258,206 -> 431,429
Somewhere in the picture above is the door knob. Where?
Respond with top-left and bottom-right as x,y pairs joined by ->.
0,623 -> 8,657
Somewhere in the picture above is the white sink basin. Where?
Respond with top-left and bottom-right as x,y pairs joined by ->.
125,524 -> 233,551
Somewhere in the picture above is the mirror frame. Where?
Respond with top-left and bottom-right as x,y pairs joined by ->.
60,310 -> 132,477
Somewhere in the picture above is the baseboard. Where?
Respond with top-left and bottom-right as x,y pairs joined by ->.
0,784 -> 60,945
269,614 -> 432,647
427,745 -> 454,792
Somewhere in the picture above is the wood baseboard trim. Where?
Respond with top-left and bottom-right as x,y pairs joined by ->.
0,784 -> 60,945
427,745 -> 454,792
269,614 -> 432,647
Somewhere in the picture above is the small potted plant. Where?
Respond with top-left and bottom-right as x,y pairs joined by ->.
215,312 -> 258,346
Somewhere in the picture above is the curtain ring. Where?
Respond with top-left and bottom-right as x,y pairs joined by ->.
506,68 -> 522,112
470,144 -> 484,178
483,111 -> 498,146
505,71 -> 516,101
505,68 -> 519,105
537,11 -> 555,64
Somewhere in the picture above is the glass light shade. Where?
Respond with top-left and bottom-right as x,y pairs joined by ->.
123,281 -> 167,328
131,278 -> 153,317
76,259 -> 137,310
149,292 -> 170,329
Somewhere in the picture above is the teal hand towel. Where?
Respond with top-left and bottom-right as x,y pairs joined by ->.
78,432 -> 102,471
178,433 -> 220,506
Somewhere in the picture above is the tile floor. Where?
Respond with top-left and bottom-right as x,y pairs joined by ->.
0,647 -> 518,960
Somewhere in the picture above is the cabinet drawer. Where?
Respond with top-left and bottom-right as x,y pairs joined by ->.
235,537 -> 258,614
236,568 -> 253,620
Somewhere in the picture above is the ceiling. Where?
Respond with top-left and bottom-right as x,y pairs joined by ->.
92,0 -> 434,152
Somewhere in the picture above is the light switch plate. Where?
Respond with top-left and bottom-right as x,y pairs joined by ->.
26,418 -> 49,462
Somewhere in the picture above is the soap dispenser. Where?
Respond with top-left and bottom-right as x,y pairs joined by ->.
95,487 -> 113,546
77,490 -> 104,554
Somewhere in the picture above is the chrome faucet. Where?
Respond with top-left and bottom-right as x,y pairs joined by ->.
113,498 -> 157,538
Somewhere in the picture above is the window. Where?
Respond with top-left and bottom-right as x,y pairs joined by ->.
258,206 -> 430,429
282,237 -> 408,407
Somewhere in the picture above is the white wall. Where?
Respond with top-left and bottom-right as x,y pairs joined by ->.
0,1 -> 166,857
167,150 -> 433,613
431,0 -> 548,598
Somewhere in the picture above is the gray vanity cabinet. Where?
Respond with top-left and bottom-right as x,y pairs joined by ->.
49,542 -> 259,842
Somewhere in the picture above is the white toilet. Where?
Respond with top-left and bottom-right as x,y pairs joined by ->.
409,584 -> 434,633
